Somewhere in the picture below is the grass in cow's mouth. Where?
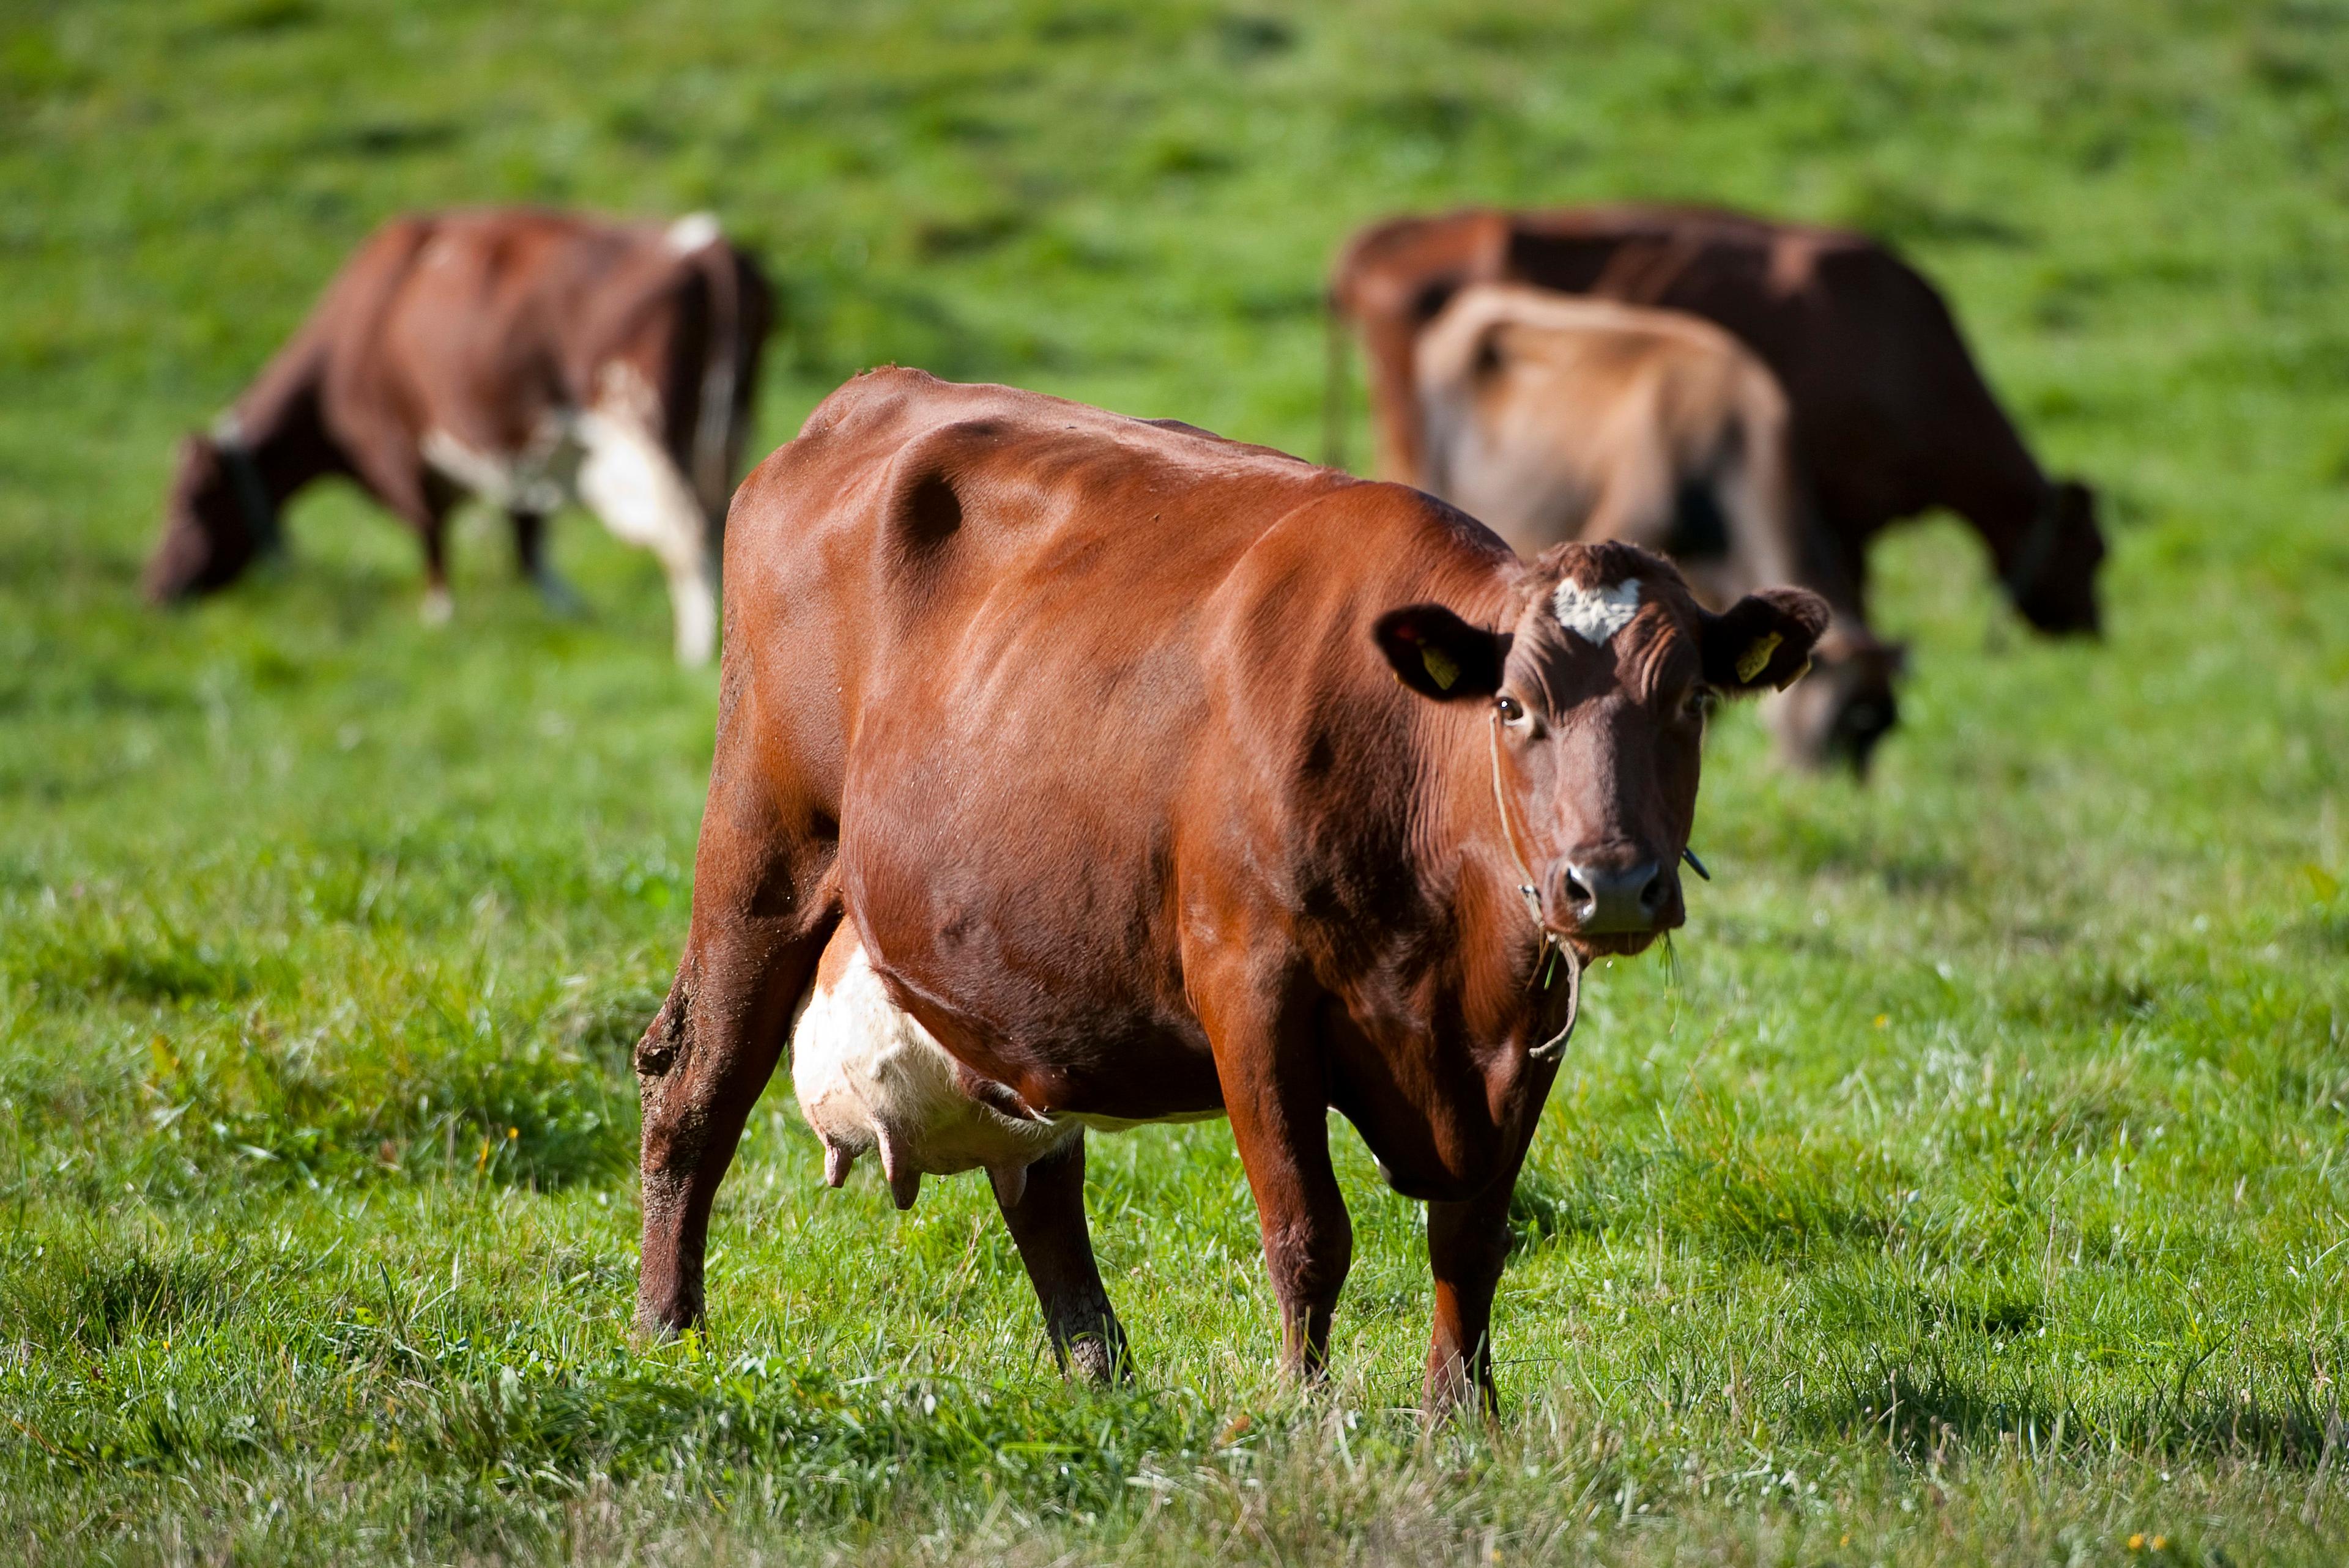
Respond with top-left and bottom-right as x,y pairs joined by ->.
4,0 -> 2348,1563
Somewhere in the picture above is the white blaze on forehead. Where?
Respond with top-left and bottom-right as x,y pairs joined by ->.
1553,576 -> 1643,644
665,212 -> 721,253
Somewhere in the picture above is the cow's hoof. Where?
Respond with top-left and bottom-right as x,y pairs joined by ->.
629,1305 -> 702,1349
1064,1333 -> 1125,1385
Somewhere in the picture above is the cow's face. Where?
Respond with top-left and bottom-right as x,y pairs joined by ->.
2010,479 -> 2105,637
1377,541 -> 1827,958
145,434 -> 262,604
1764,631 -> 1906,775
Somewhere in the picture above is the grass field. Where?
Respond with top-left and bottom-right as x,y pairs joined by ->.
5,0 -> 2349,1561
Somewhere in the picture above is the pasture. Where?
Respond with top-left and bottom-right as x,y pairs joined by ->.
4,0 -> 2348,1561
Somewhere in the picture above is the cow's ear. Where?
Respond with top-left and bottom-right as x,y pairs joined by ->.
1701,588 -> 1830,695
1373,604 -> 1506,701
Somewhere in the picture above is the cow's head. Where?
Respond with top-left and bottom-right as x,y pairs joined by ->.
2007,478 -> 2104,637
144,432 -> 270,604
1762,628 -> 1906,775
1376,541 -> 1827,958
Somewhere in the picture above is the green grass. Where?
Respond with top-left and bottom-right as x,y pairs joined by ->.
5,0 -> 2349,1561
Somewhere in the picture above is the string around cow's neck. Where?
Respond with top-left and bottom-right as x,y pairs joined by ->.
1486,708 -> 1581,1065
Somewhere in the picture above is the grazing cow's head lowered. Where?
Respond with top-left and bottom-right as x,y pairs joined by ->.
1767,627 -> 1907,777
146,431 -> 275,604
1376,541 -> 1827,957
2008,478 -> 2106,638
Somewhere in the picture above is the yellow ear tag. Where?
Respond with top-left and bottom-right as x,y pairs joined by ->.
1420,644 -> 1460,690
1735,632 -> 1781,684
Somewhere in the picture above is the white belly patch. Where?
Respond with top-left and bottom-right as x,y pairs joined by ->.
789,945 -> 1081,1211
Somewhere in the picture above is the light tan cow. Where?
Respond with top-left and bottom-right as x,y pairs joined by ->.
1415,284 -> 1902,772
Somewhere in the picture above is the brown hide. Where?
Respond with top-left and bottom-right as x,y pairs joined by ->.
633,368 -> 1826,1408
1328,204 -> 2105,634
1415,284 -> 1902,772
147,207 -> 773,661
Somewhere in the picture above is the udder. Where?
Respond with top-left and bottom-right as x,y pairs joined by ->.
789,924 -> 1078,1211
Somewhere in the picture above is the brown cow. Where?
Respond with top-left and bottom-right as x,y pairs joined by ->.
1328,204 -> 2105,635
144,207 -> 773,664
631,368 -> 1826,1410
1415,283 -> 1904,772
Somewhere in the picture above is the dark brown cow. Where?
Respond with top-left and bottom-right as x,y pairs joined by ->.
1327,204 -> 2105,635
145,207 -> 773,663
631,368 -> 1826,1410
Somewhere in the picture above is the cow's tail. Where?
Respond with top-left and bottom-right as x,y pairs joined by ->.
1322,287 -> 1349,472
667,213 -> 746,530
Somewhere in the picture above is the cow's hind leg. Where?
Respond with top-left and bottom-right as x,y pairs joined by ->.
634,758 -> 837,1337
993,1134 -> 1129,1383
576,410 -> 718,665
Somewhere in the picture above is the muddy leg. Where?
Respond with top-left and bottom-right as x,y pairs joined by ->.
634,761 -> 836,1337
992,1134 -> 1129,1383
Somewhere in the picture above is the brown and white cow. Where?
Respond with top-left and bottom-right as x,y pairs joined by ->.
144,207 -> 773,664
1415,284 -> 1903,772
631,368 -> 1825,1410
1327,204 -> 2106,636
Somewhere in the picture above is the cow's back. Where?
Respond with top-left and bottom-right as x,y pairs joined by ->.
357,211 -> 702,442
1415,287 -> 1780,554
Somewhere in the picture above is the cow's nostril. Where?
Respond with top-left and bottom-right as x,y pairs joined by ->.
1560,860 -> 1666,932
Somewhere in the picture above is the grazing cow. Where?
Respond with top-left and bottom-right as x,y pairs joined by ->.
631,368 -> 1826,1410
1327,204 -> 2106,635
144,207 -> 773,664
1415,284 -> 1904,772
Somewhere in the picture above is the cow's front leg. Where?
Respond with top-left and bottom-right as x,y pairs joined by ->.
992,1133 -> 1128,1383
1235,1104 -> 1351,1379
1206,983 -> 1351,1380
1423,1170 -> 1522,1417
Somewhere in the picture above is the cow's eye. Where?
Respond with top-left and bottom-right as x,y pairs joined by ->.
1681,687 -> 1716,724
1495,694 -> 1525,724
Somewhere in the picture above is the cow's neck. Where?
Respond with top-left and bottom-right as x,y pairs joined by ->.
218,355 -> 343,531
1321,716 -> 1572,1199
1934,434 -> 2057,591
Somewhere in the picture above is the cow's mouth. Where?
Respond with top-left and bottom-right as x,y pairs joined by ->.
1570,929 -> 1665,960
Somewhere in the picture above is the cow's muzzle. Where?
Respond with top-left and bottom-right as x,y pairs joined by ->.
1551,857 -> 1679,938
